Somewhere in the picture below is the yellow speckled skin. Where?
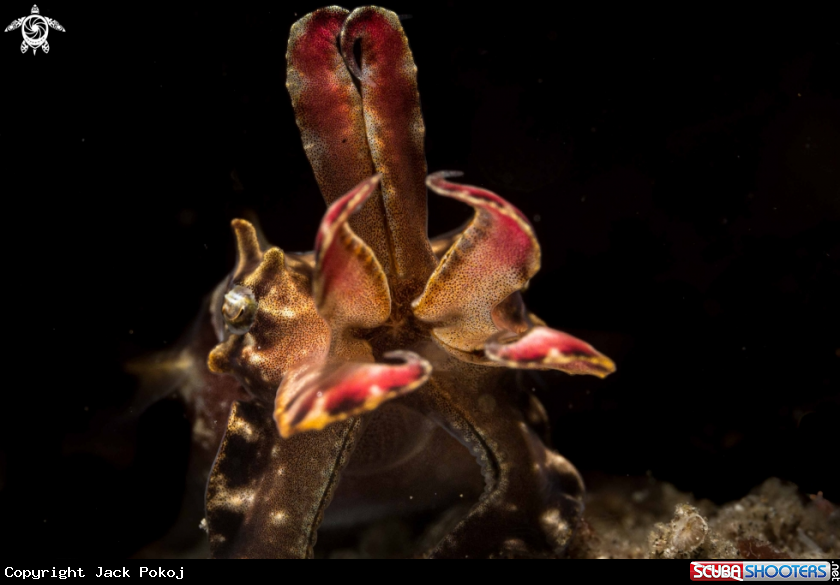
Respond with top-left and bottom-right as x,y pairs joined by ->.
196,6 -> 616,558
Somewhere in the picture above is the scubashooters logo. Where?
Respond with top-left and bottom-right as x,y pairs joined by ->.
691,561 -> 835,582
4,5 -> 64,54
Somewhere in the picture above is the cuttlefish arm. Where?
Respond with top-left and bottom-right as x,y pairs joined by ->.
340,7 -> 437,289
286,7 -> 389,270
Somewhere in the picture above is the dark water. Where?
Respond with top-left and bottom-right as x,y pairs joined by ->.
1,1 -> 837,556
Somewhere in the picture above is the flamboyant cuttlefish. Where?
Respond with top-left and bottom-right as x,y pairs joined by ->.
155,5 -> 616,559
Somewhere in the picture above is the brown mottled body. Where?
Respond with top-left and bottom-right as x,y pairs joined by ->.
188,6 -> 617,558
207,402 -> 361,558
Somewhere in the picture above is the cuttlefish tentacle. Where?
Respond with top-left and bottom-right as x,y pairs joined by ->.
286,7 -> 391,272
403,359 -> 585,559
207,401 -> 363,558
340,7 -> 437,294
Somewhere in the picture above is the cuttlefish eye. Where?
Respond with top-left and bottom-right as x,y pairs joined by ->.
222,285 -> 258,335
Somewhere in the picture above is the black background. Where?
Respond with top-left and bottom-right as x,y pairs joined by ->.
1,1 -> 837,557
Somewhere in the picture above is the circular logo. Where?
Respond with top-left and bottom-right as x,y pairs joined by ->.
21,14 -> 47,49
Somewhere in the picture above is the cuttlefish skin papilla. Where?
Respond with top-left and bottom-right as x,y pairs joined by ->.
200,6 -> 615,559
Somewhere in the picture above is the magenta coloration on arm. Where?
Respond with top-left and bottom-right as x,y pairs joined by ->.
412,172 -> 541,352
276,351 -> 432,437
486,326 -> 616,378
313,174 -> 391,340
340,7 -> 437,290
286,7 -> 391,270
